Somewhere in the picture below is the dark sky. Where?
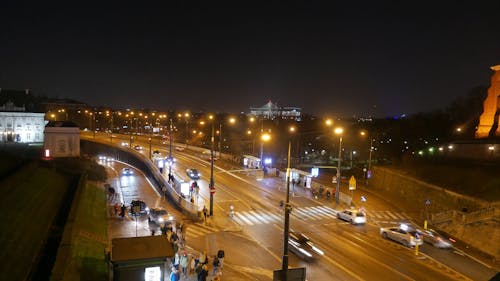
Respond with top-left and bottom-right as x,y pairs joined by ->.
1,2 -> 500,117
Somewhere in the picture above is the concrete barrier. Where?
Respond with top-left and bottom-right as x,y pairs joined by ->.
80,137 -> 200,221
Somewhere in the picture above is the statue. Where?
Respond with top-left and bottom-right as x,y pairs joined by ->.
475,65 -> 500,138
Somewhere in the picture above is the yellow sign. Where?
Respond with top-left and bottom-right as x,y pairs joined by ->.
349,176 -> 356,190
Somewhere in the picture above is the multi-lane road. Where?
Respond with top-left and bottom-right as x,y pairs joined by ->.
89,132 -> 499,281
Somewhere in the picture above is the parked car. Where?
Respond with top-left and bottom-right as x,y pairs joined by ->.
121,142 -> 129,147
186,168 -> 201,179
175,146 -> 185,151
148,208 -> 173,226
130,200 -> 147,215
134,145 -> 143,151
122,168 -> 133,176
288,231 -> 324,261
337,209 -> 366,224
380,224 -> 423,247
153,150 -> 161,155
421,229 -> 454,248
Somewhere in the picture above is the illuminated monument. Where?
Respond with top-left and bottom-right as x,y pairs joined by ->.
475,65 -> 500,138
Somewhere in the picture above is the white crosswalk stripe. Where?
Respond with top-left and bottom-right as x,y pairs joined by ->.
368,211 -> 410,221
233,206 -> 338,226
185,223 -> 219,239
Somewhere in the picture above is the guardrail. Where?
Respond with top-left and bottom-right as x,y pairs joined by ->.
81,137 -> 201,221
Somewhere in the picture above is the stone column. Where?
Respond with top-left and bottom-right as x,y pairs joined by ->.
476,65 -> 500,138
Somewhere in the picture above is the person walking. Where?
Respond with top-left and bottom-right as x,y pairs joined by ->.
197,265 -> 208,281
217,249 -> 225,269
189,254 -> 196,275
169,266 -> 180,281
202,205 -> 208,222
179,252 -> 188,277
212,255 -> 220,275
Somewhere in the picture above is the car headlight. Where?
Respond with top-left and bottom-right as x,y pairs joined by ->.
159,217 -> 164,223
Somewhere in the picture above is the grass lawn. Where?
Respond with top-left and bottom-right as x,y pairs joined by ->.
51,180 -> 108,281
0,161 -> 72,280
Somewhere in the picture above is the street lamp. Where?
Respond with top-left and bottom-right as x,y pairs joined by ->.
360,130 -> 374,185
218,117 -> 236,159
209,114 -> 215,216
334,127 -> 343,204
281,125 -> 295,281
168,118 -> 174,176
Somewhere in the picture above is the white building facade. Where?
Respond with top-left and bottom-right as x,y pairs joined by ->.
0,102 -> 46,143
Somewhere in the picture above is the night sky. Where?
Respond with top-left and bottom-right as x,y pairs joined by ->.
1,2 -> 500,117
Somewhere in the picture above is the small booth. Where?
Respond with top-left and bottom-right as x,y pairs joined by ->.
111,235 -> 174,281
243,154 -> 261,169
289,168 -> 313,188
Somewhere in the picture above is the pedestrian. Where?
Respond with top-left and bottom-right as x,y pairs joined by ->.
197,265 -> 208,281
169,266 -> 180,281
217,249 -> 225,269
199,251 -> 207,265
180,252 -> 188,276
189,254 -> 196,275
173,252 -> 180,269
120,204 -> 126,218
212,255 -> 220,275
202,206 -> 208,222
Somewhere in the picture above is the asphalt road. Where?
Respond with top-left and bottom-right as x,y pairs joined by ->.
90,132 -> 498,281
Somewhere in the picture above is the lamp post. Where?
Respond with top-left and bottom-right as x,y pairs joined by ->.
360,130 -> 374,185
334,127 -> 343,204
281,126 -> 295,281
218,117 -> 236,159
209,115 -> 215,216
169,118 -> 173,176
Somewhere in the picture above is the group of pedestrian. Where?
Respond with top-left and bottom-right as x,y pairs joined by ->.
113,203 -> 127,218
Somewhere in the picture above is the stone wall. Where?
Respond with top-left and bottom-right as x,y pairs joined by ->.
371,166 -> 500,259
370,166 -> 491,214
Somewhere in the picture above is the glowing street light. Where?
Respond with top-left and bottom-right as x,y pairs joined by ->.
334,127 -> 343,204
281,125 -> 296,281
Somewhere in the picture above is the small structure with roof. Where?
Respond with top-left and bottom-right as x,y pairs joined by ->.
43,120 -> 80,158
111,235 -> 175,281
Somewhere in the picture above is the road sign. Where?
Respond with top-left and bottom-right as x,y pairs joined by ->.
349,176 -> 356,191
361,195 -> 366,202
210,187 -> 216,194
332,176 -> 337,183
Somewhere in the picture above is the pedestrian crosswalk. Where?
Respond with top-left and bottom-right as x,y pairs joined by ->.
232,206 -> 338,226
367,211 -> 411,222
185,223 -> 219,239
230,207 -> 413,226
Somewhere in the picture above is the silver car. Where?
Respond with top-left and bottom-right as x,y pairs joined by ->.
421,229 -> 454,248
148,208 -> 173,226
337,209 -> 366,224
380,226 -> 423,247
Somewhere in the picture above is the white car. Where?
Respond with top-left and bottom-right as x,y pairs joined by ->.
122,168 -> 133,176
121,142 -> 129,147
380,224 -> 423,247
175,146 -> 185,151
337,209 -> 366,224
148,208 -> 173,226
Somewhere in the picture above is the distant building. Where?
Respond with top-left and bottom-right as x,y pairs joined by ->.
0,101 -> 46,143
249,100 -> 301,121
43,121 -> 80,158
